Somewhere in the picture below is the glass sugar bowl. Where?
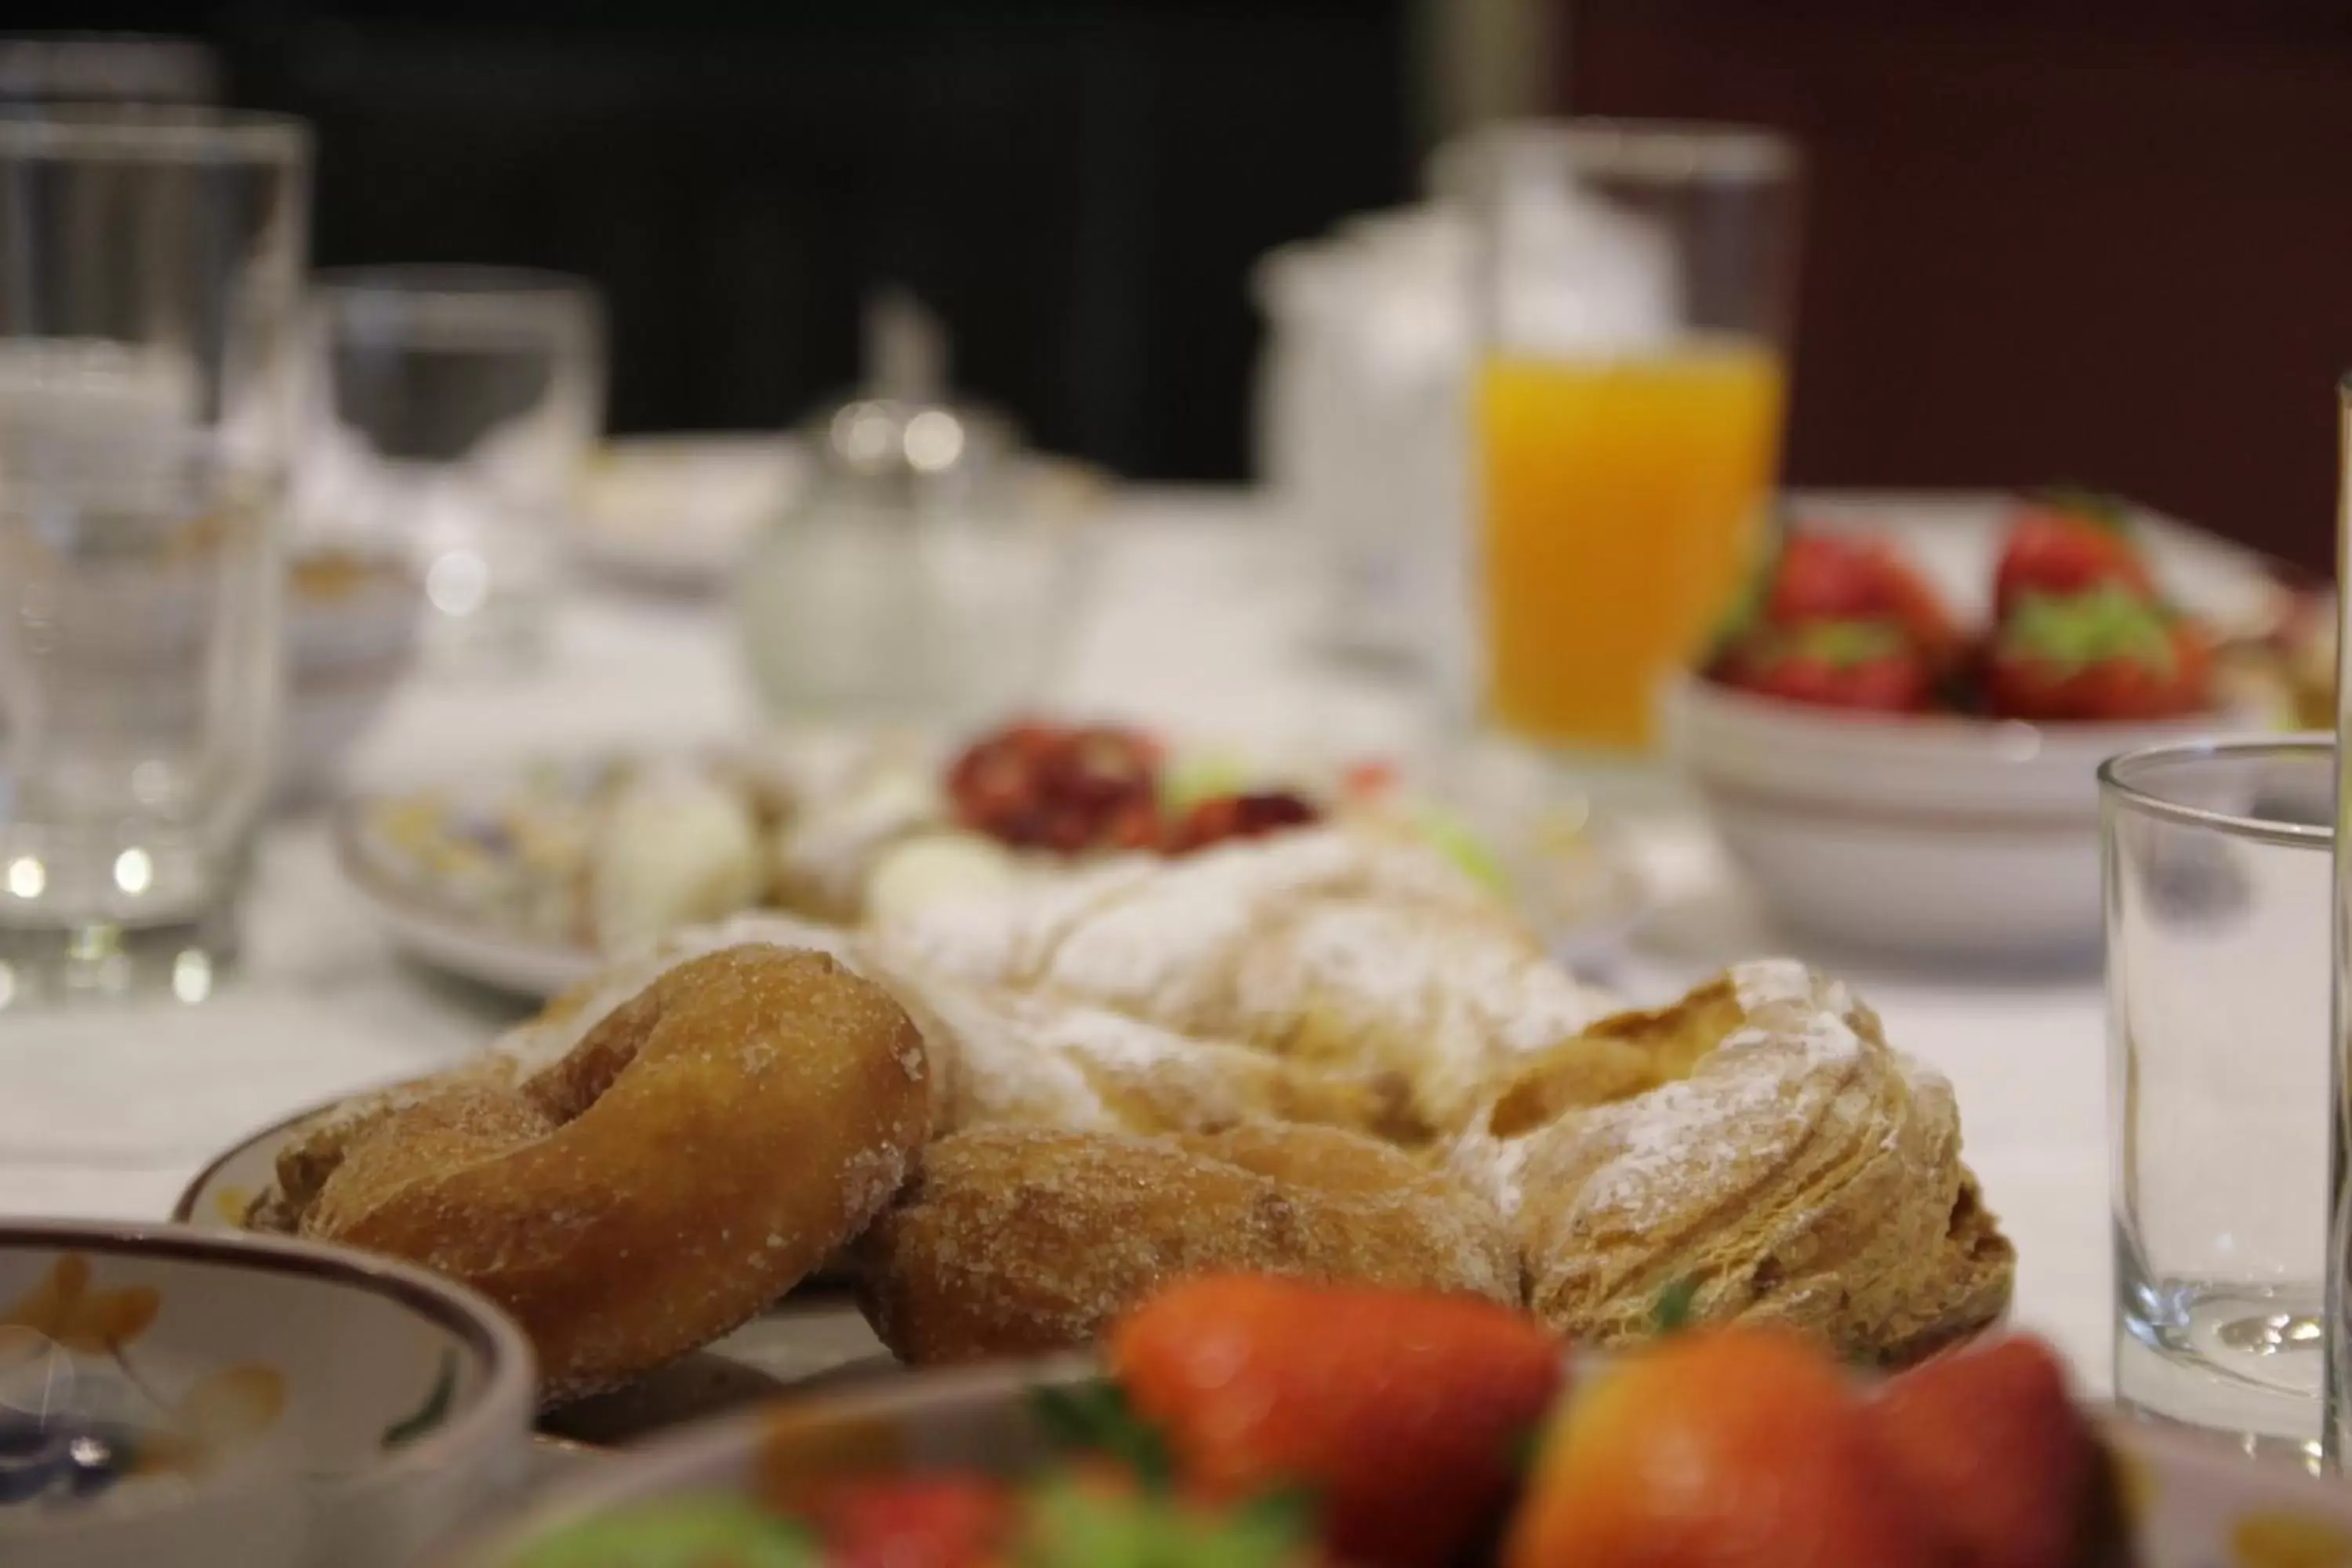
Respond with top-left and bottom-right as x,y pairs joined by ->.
739,392 -> 1083,734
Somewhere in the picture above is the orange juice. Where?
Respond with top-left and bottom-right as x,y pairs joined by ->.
1476,343 -> 1788,751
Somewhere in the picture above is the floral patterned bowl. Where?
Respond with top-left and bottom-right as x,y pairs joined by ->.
0,1221 -> 535,1568
452,1355 -> 2352,1568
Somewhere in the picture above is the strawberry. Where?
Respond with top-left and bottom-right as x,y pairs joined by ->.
1869,1335 -> 2099,1568
1994,495 -> 2155,620
1161,791 -> 1320,855
1981,586 -> 2212,720
1712,619 -> 1934,713
1109,1274 -> 1564,1568
1507,1325 -> 1935,1568
806,1474 -> 1014,1568
947,720 -> 1166,853
1739,530 -> 1961,663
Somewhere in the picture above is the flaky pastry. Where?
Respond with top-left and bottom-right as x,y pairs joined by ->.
1450,959 -> 2013,1366
874,826 -> 1617,1138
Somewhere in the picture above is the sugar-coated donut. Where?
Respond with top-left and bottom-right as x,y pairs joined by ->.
854,1122 -> 1519,1366
290,945 -> 930,1403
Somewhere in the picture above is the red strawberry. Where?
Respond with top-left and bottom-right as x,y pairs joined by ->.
1759,532 -> 1962,662
1713,619 -> 1933,713
808,1474 -> 1014,1568
1508,1325 -> 1936,1568
1870,1335 -> 2098,1568
1981,586 -> 2212,720
1994,497 -> 2155,620
1162,790 -> 1321,855
1109,1275 -> 1564,1568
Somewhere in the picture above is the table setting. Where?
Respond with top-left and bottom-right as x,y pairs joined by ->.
2,93 -> 2350,1568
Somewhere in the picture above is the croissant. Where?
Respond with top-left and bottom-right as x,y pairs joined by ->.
1450,959 -> 2013,1366
874,826 -> 1617,1139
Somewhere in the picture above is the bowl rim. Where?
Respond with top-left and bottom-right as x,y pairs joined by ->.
0,1218 -> 536,1497
449,1355 -> 1098,1565
1671,670 -> 2230,752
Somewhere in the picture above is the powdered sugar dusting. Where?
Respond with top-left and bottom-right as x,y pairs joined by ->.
1730,957 -> 1837,1014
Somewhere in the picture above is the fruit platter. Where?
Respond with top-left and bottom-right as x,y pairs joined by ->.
463,1275 -> 2350,1568
337,718 -> 1647,995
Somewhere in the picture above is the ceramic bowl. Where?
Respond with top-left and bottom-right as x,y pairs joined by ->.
0,1220 -> 534,1568
1668,675 -> 2226,961
451,1353 -> 2352,1568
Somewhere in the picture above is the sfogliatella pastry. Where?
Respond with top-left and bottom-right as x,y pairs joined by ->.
876,825 -> 1617,1139
261,945 -> 930,1403
1450,960 -> 2013,1367
855,1121 -> 1518,1365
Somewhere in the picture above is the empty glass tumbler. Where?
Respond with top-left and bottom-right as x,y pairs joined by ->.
299,267 -> 603,668
0,111 -> 310,1004
2106,735 -> 2332,1464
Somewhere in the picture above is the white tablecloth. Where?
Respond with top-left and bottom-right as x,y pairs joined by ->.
0,487 -> 2114,1390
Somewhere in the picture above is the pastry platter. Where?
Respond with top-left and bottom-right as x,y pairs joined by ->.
176,835 -> 2011,1446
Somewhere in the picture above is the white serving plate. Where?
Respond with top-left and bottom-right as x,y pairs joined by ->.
332,742 -> 1653,1000
335,799 -> 604,996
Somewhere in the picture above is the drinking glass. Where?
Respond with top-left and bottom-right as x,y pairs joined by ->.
1446,121 -> 1799,757
2105,736 -> 2333,1465
299,267 -> 603,668
0,111 -> 310,1005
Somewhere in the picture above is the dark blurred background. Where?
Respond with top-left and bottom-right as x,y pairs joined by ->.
10,2 -> 1417,484
12,2 -> 2347,570
1561,0 -> 2352,572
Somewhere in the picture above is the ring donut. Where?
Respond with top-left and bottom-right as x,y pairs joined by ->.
291,945 -> 930,1403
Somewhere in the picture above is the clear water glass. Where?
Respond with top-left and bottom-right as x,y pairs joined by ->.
2105,736 -> 2332,1465
300,267 -> 603,670
0,111 -> 310,1005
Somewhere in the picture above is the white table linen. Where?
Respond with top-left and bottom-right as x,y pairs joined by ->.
0,488 -> 2113,1390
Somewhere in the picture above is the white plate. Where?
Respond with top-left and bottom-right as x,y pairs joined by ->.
334,743 -> 1654,1000
572,434 -> 807,590
336,802 -> 605,996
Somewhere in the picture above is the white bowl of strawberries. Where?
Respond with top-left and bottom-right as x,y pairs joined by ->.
1670,493 -> 2242,963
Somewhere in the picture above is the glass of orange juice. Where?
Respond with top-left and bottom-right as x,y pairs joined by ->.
1449,123 -> 1800,757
